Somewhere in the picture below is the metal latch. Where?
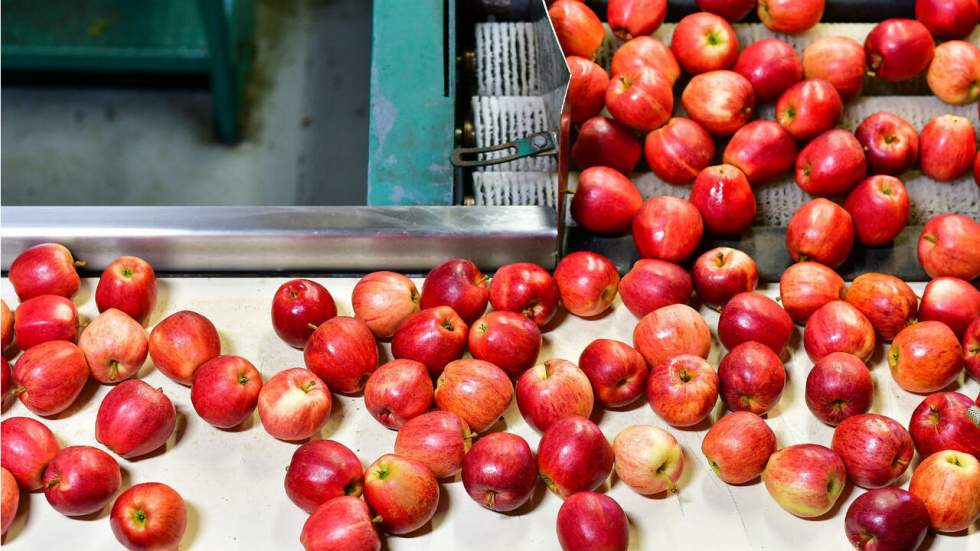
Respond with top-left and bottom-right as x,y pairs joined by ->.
450,131 -> 558,168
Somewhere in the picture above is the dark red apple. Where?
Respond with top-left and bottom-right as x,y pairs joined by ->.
804,300 -> 876,363
420,258 -> 489,325
305,316 -> 378,394
865,19 -> 936,82
918,277 -> 980,338
918,213 -> 980,280
391,306 -> 467,378
1,467 -> 16,536
434,359 -> 513,433
722,120 -> 797,185
300,496 -> 380,551
690,164 -> 756,235
701,411 -> 777,484
148,310 -> 221,386
605,66 -> 673,132
888,321 -> 963,394
919,114 -> 976,182
758,0 -> 825,33
681,70 -> 755,136
909,391 -> 980,459
570,166 -> 643,234
271,279 -> 337,348
79,308 -> 148,384
644,117 -> 716,186
718,291 -> 794,356
927,40 -> 980,104
257,368 -> 331,441
548,0 -> 604,60
578,339 -> 648,408
696,0 -> 756,21
110,482 -> 186,551
285,440 -> 363,513
572,116 -> 642,175
351,271 -> 419,339
762,444 -> 847,518
806,352 -> 874,426
795,129 -> 867,197
1,416 -> 60,490
96,379 -> 176,458
516,359 -> 594,433
718,341 -> 786,415
468,311 -> 541,379
692,247 -> 758,306
844,175 -> 910,246
802,36 -> 866,100
394,410 -> 471,479
776,79 -> 843,141
554,251 -> 620,318
461,431 -> 537,512
845,487 -> 930,551
618,259 -> 692,318
363,454 -> 439,535
95,256 -> 157,325
490,263 -> 560,327
786,198 -> 854,269
537,415 -> 613,498
779,261 -> 845,325
632,196 -> 704,262
846,273 -> 919,341
190,355 -> 262,429
607,0 -> 666,40
556,492 -> 629,551
964,318 -> 980,380
633,304 -> 711,369
613,424 -> 684,495
833,413 -> 914,488
854,112 -> 919,176
13,294 -> 78,350
42,445 -> 121,516
916,0 -> 980,39
566,56 -> 609,124
13,340 -> 89,416
8,243 -> 80,301
610,36 -> 680,84
733,39 -> 803,103
646,354 -> 718,427
671,12 -> 740,75
363,359 -> 432,430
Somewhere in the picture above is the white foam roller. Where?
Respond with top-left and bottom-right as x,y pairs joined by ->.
471,96 -> 556,172
476,22 -> 539,97
473,171 -> 558,206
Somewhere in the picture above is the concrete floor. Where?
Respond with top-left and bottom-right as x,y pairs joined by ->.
1,0 -> 372,206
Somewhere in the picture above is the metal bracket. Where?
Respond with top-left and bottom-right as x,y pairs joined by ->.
450,131 -> 557,168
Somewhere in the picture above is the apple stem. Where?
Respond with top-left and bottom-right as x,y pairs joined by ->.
74,259 -> 87,268
371,515 -> 383,524
658,469 -> 678,495
307,323 -> 319,331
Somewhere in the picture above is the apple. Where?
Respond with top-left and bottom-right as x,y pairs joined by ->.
420,258 -> 489,325
300,496 -> 380,551
190,355 -> 262,429
548,0 -> 604,60
539,416 -> 613,498
285,440 -> 364,513
516,359 -> 594,433
605,67 -> 673,131
461,432 -> 537,512
694,249 -> 759,308
647,354 -> 718,427
8,243 -> 81,301
916,0 -> 980,39
632,196 -> 704,262
775,79 -> 843,141
305,316 -> 379,394
351,271 -> 419,339
570,166 -> 643,234
844,175 -> 910,246
696,0 -> 756,21
846,273 -> 918,341
964,318 -> 980,380
619,259 -> 692,318
701,411 -> 776,484
394,411 -> 471,479
572,116 -> 642,175
79,308 -> 148,384
976,150 -> 980,185
844,488 -> 930,551
554,251 -> 620,318
803,300 -> 876,363
722,120 -> 797,185
918,277 -> 980,338
806,352 -> 874,426
718,292 -> 794,356
680,70 -> 755,136
779,261 -> 845,325
489,262 -> 560,327
610,36 -> 680,84
271,279 -> 338,348
918,213 -> 980,280
566,56 -> 609,124
612,424 -> 683,495
908,450 -> 980,532
13,340 -> 89,416
865,19 -> 935,82
888,321 -> 963,393
908,392 -> 980,458
257,368 -> 331,441
468,311 -> 541,379
148,310 -> 221,386
578,339 -> 648,408
802,36 -> 866,100
786,198 -> 854,269
733,39 -> 802,103
110,482 -> 186,551
795,129 -> 867,197
758,0 -> 824,33
96,379 -> 176,458
644,117 -> 716,185
95,256 -> 157,325
854,112 -> 919,176
434,359 -> 513,433
363,454 -> 439,535
671,12 -> 740,75
633,304 -> 711,369
833,414 -> 914,488
690,164 -> 756,235
608,0 -> 666,40
42,445 -> 121,516
762,444 -> 846,518
919,115 -> 977,182
927,40 -> 980,104
718,341 -> 786,415
1,299 -> 12,351
1,357 -> 9,399
13,294 -> 78,350
391,306 -> 467,378
1,467 -> 17,536
556,492 -> 630,551
363,359 -> 432,430
1,416 -> 60,490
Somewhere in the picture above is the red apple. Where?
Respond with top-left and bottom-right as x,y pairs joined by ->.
461,432 -> 537,512
865,19 -> 936,82
786,198 -> 854,269
420,258 -> 489,325
190,355 -> 262,429
918,213 -> 980,280
758,0 -> 824,33
1,299 -> 12,351
806,352 -> 874,426
908,450 -> 980,532
644,117 -> 716,185
844,175 -> 910,246
95,255 -> 157,325
468,311 -> 541,379
1,467 -> 17,536
844,487 -> 930,551
605,66 -> 673,132
646,354 -> 718,427
148,310 -> 221,386
619,259 -> 692,318
613,424 -> 683,495
538,416 -> 613,498
301,496 -> 380,551
964,318 -> 980,380
516,359 -> 594,433
1,357 -> 9,399
718,341 -> 786,415
578,339 -> 648,408
733,39 -> 802,103
888,321 -> 963,393
548,0 -> 604,60
804,300 -> 876,363
8,243 -> 80,301
778,261 -> 845,325
916,0 -> 980,39
363,454 -> 439,535
566,56 -> 609,124
803,36 -> 866,100
110,482 -> 186,551
554,251 -> 619,318
391,306 -> 467,377
489,262 -> 560,327
285,440 -> 364,513
305,316 -> 378,394
572,116 -> 642,175
908,392 -> 980,459
633,304 -> 711,369
394,411 -> 471,479
13,340 -> 89,416
795,129 -> 867,197
352,271 -> 419,339
696,0 -> 756,21
846,273 -> 918,341
918,277 -> 980,338
570,166 -> 643,234
363,359 -> 432,430
718,292 -> 793,356
13,294 -> 78,350
723,120 -> 797,185
271,279 -> 338,348
927,40 -> 980,104
681,70 -> 755,136
632,196 -> 704,262
434,359 -> 513,433
776,79 -> 843,141
257,368 -> 331,441
96,379 -> 176,458
556,492 -> 630,551
79,308 -> 148,384
690,164 -> 756,235
692,247 -> 758,306
610,36 -> 680,84
919,115 -> 976,182
1,416 -> 60,490
42,445 -> 121,516
763,444 -> 846,518
833,414 -> 914,488
671,12 -> 740,75
607,0 -> 666,40
855,112 -> 920,176
701,411 -> 776,484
